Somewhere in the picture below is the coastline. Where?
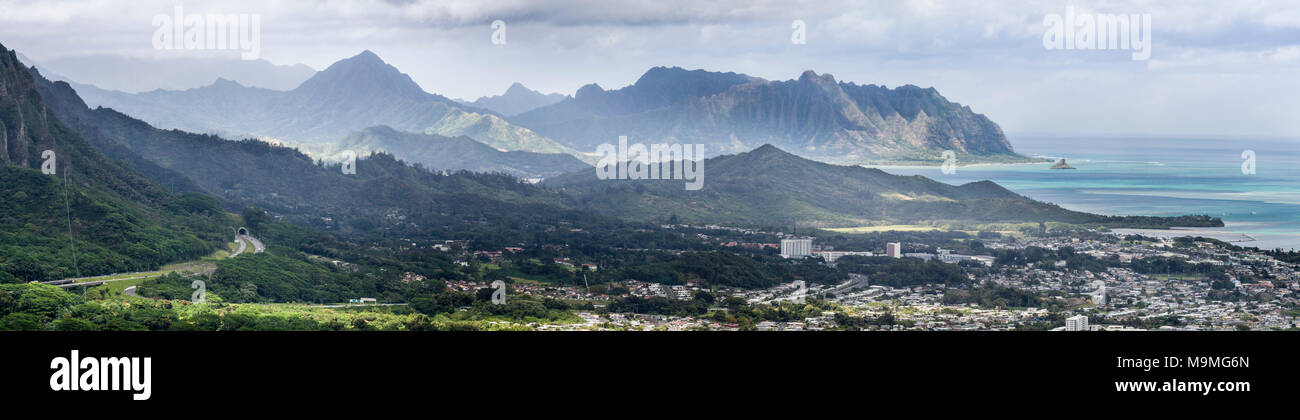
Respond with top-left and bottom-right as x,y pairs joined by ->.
1111,227 -> 1257,244
864,160 -> 1052,170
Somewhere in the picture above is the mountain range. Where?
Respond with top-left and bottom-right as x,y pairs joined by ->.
545,144 -> 1220,228
67,51 -> 1024,166
513,66 -> 1023,164
20,42 -> 1219,234
458,82 -> 567,116
299,125 -> 588,178
2,39 -> 1221,286
19,53 -> 316,92
29,63 -> 581,237
71,50 -> 575,156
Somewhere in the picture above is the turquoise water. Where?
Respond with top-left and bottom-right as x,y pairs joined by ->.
873,136 -> 1300,251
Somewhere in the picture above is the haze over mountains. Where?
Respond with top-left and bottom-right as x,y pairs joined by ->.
27,55 -> 584,238
547,144 -> 1091,227
303,126 -> 588,179
1,39 -> 1223,282
514,66 -> 1021,164
66,50 -> 1023,167
72,50 -> 575,156
458,82 -> 567,116
18,53 -> 315,92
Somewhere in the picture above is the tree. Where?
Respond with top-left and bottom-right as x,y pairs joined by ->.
53,318 -> 96,331
0,313 -> 42,330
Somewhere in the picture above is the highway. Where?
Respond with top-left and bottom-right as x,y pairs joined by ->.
229,234 -> 265,257
230,235 -> 247,257
42,232 -> 264,290
49,274 -> 153,289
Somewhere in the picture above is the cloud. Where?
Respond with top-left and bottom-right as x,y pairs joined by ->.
0,0 -> 1297,137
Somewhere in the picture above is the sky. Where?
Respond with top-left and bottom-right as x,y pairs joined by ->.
1,0 -> 1298,138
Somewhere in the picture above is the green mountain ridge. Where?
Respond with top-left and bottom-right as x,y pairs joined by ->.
9,39 -> 1221,291
28,60 -> 588,239
1,45 -> 231,282
544,144 -> 1222,228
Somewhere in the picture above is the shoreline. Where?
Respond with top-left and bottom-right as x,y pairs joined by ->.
863,161 -> 1052,170
1110,227 -> 1258,244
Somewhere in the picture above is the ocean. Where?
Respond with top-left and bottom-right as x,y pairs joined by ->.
872,135 -> 1300,251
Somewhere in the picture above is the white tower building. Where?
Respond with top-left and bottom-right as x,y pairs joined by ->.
1065,315 -> 1089,331
780,239 -> 812,258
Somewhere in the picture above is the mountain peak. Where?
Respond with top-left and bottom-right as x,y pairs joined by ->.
732,144 -> 802,164
293,49 -> 432,102
463,82 -> 566,116
750,144 -> 787,155
211,77 -> 243,87
798,70 -> 836,84
633,66 -> 687,85
504,82 -> 534,95
309,50 -> 390,75
326,49 -> 394,72
574,83 -> 605,100
353,49 -> 382,62
631,66 -> 757,91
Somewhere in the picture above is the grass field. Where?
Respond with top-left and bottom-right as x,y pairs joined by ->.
81,242 -> 234,299
824,222 -> 1045,239
825,224 -> 946,233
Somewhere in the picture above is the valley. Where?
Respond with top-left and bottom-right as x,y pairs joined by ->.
0,39 -> 1287,334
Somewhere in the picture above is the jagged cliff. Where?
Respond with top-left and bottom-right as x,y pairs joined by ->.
512,67 -> 1020,164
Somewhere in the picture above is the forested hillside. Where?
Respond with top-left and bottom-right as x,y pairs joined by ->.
0,45 -> 230,282
544,144 -> 1223,228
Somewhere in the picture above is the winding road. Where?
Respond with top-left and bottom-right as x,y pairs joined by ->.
229,234 -> 265,258
43,232 -> 265,292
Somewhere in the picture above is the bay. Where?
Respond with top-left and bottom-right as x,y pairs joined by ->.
871,135 -> 1300,251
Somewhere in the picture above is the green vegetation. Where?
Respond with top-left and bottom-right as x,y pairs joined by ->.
835,256 -> 969,287
544,144 -> 1221,229
943,286 -> 1043,309
0,278 -> 535,331
0,42 -> 1257,333
1,46 -> 230,282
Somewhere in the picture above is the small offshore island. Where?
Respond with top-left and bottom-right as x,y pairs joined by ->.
1050,158 -> 1076,169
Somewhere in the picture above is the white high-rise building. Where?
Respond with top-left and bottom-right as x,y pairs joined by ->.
886,242 -> 902,258
780,239 -> 812,258
1065,315 -> 1089,331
